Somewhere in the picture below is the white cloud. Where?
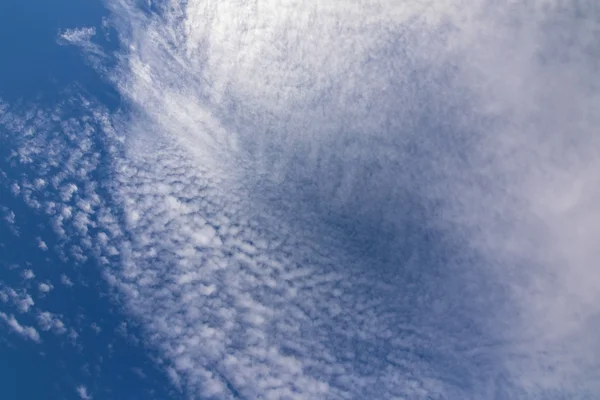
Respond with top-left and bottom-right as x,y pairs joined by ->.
1,206 -> 16,225
38,283 -> 53,293
76,385 -> 92,400
59,27 -> 96,44
21,269 -> 35,280
1,0 -> 599,398
37,237 -> 48,251
1,286 -> 35,313
0,312 -> 41,343
1,206 -> 19,236
60,274 -> 74,287
36,311 -> 67,335
17,294 -> 34,313
98,0 -> 600,396
60,183 -> 78,202
57,26 -> 109,73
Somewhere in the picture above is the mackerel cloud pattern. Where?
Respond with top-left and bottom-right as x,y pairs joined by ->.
1,0 -> 599,398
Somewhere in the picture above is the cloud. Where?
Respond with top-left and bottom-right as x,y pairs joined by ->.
98,0 -> 600,396
0,312 -> 41,343
37,237 -> 48,251
57,26 -> 110,75
36,311 -> 67,335
1,0 -> 599,398
0,286 -> 34,313
60,274 -> 74,287
38,282 -> 53,294
75,385 -> 92,400
59,27 -> 97,44
1,206 -> 19,236
22,269 -> 35,280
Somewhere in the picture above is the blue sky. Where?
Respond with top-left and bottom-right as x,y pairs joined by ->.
0,0 -> 110,101
0,0 -> 174,398
1,0 -> 600,399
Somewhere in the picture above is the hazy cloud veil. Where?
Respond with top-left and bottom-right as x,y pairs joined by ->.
2,0 -> 599,398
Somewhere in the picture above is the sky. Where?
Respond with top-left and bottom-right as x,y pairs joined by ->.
1,0 -> 599,399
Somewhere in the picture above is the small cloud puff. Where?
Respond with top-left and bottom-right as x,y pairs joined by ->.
22,269 -> 35,280
60,274 -> 74,286
36,311 -> 67,335
76,385 -> 92,400
36,237 -> 48,251
1,286 -> 34,313
0,312 -> 41,343
38,283 -> 53,293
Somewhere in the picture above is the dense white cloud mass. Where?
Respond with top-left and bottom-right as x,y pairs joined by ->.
2,0 -> 599,398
